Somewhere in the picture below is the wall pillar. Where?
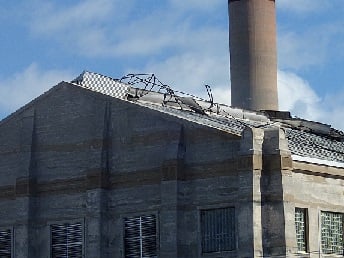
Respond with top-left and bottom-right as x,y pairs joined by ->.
85,102 -> 112,257
15,110 -> 38,258
261,127 -> 293,256
159,125 -> 185,258
237,127 -> 264,257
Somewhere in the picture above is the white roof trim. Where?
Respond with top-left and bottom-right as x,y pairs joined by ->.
292,155 -> 344,168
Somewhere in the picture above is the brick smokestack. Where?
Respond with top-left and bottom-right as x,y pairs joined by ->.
229,0 -> 278,111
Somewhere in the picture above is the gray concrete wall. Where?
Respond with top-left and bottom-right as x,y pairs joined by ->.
0,83 -> 246,257
285,162 -> 344,257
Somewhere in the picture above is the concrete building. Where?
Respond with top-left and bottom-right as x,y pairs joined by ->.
0,0 -> 344,257
0,71 -> 343,257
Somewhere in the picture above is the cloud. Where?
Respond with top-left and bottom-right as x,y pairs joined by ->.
25,0 -> 127,57
0,64 -> 74,117
168,0 -> 223,12
277,1 -> 344,71
278,70 -> 344,130
2,0 -> 343,132
321,91 -> 344,130
24,0 -> 228,59
278,70 -> 321,115
123,20 -> 230,102
29,0 -> 116,35
141,52 -> 229,100
278,31 -> 327,70
277,0 -> 331,14
277,21 -> 344,71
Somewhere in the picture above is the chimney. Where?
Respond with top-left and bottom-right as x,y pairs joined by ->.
229,0 -> 278,111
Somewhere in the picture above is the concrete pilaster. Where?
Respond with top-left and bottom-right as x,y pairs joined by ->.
261,127 -> 293,257
159,125 -> 184,258
237,127 -> 264,257
15,110 -> 37,258
85,101 -> 112,257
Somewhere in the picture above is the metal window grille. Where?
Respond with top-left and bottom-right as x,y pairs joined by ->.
0,229 -> 11,258
201,207 -> 236,253
321,211 -> 344,255
51,222 -> 83,258
295,208 -> 307,252
124,214 -> 157,258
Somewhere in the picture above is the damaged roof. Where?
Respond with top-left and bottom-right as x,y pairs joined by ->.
70,71 -> 344,167
2,70 -> 340,168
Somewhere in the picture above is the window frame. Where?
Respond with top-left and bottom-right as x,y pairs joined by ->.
49,219 -> 85,258
320,210 -> 344,256
295,207 -> 309,253
199,206 -> 236,254
122,212 -> 159,258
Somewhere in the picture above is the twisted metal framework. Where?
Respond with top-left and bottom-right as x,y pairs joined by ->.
119,73 -> 174,96
119,73 -> 214,111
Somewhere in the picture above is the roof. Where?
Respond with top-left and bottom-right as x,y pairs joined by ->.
70,71 -> 344,167
1,70 -> 343,168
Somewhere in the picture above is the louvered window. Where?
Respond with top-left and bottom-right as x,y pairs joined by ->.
0,229 -> 11,258
321,211 -> 344,255
51,222 -> 83,258
124,214 -> 157,258
295,208 -> 308,252
201,207 -> 236,253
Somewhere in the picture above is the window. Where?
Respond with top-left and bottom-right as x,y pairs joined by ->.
0,229 -> 12,258
295,208 -> 308,252
124,214 -> 157,258
321,211 -> 344,255
200,207 -> 236,253
51,222 -> 83,258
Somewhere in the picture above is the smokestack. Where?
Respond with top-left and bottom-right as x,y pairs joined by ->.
229,0 -> 278,111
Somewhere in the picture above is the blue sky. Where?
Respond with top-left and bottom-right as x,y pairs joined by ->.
0,0 -> 344,130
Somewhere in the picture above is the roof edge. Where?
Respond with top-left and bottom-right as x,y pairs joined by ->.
292,154 -> 344,168
0,81 -> 69,126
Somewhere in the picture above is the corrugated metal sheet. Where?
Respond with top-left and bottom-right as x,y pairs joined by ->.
72,71 -> 129,100
286,128 -> 344,163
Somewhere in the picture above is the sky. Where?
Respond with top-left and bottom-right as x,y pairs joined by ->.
0,0 -> 344,131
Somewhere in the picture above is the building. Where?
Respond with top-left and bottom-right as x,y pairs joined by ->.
0,71 -> 343,257
0,0 -> 344,257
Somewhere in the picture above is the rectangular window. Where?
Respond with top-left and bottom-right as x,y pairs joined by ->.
51,222 -> 83,258
124,214 -> 157,258
321,211 -> 344,255
0,229 -> 12,258
201,207 -> 236,253
295,208 -> 307,252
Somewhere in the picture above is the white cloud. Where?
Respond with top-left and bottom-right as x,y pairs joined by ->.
0,64 -> 74,116
278,70 -> 321,115
321,91 -> 344,130
168,0 -> 223,12
141,52 -> 229,100
30,0 -> 116,35
25,0 -> 127,57
24,0 -> 228,59
277,1 -> 344,71
278,70 -> 344,130
278,31 -> 326,70
277,0 -> 331,14
277,22 -> 344,71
